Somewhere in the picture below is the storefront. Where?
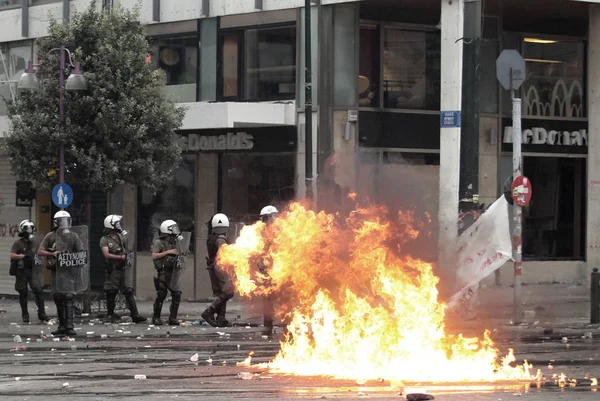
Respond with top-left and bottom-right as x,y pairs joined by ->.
501,119 -> 587,261
352,0 -> 591,282
134,124 -> 298,300
499,32 -> 587,267
0,149 -> 35,295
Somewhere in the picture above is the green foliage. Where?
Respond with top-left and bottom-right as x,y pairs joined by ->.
5,1 -> 185,193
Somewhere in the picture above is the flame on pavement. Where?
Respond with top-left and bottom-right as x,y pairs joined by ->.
218,201 -> 534,383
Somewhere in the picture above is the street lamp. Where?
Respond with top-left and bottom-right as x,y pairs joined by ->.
18,46 -> 88,185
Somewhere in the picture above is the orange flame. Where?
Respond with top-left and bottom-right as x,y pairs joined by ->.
217,202 -> 534,383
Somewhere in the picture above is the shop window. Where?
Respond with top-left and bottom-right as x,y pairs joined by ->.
523,157 -> 586,260
148,35 -> 197,103
382,28 -> 440,111
522,38 -> 585,118
480,39 -> 499,114
0,0 -> 18,8
359,25 -> 379,107
218,25 -> 296,102
30,0 -> 61,5
219,153 -> 296,224
0,40 -> 33,116
137,155 -> 196,253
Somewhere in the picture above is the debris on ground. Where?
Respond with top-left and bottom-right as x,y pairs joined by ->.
236,352 -> 254,367
236,372 -> 253,380
62,382 -> 70,388
190,353 -> 199,362
134,374 -> 147,380
406,394 -> 434,401
13,335 -> 22,343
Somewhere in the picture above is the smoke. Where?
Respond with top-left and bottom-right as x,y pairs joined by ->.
315,148 -> 440,264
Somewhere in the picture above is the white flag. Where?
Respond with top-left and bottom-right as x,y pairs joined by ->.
447,196 -> 513,310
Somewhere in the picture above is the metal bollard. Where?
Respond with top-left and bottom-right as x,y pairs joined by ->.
591,268 -> 600,324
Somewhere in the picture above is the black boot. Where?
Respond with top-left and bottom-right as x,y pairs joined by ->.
201,306 -> 218,327
216,303 -> 230,327
152,298 -> 164,326
34,292 -> 48,322
64,297 -> 76,337
18,292 -> 29,323
124,291 -> 147,323
105,291 -> 121,322
52,295 -> 66,336
168,292 -> 181,326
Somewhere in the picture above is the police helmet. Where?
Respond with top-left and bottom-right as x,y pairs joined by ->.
53,211 -> 71,229
104,215 -> 124,232
211,213 -> 229,228
18,220 -> 35,236
260,205 -> 278,217
260,205 -> 278,223
159,219 -> 181,236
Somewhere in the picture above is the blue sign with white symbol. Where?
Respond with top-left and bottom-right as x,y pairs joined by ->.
440,111 -> 461,128
52,183 -> 73,209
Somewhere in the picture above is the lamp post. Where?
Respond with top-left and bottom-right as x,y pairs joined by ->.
18,46 -> 88,185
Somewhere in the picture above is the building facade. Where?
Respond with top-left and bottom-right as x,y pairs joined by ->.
0,0 -> 597,298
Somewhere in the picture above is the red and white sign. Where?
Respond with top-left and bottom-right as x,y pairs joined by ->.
511,176 -> 533,206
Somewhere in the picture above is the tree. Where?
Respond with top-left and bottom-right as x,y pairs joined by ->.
4,1 -> 185,193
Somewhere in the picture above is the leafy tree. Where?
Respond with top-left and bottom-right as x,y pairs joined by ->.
4,1 -> 185,193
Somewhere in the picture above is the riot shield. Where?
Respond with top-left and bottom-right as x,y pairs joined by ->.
31,232 -> 46,290
55,226 -> 89,294
123,233 -> 135,289
170,231 -> 191,291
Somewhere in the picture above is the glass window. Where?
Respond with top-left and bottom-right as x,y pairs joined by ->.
220,153 -> 296,224
137,155 -> 196,252
523,156 -> 586,260
30,0 -> 62,5
149,35 -> 197,103
244,26 -> 296,101
0,0 -> 19,8
359,25 -> 379,107
0,41 -> 33,116
480,39 -> 499,114
220,33 -> 240,99
522,38 -> 585,118
382,28 -> 440,110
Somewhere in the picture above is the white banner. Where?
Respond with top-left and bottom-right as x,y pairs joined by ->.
447,196 -> 513,311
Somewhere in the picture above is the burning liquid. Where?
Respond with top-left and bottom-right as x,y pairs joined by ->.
218,202 -> 534,383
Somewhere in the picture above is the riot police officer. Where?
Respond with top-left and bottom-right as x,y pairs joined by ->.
202,213 -> 234,328
9,220 -> 48,323
259,206 -> 278,336
38,211 -> 82,336
151,219 -> 183,325
100,215 -> 146,323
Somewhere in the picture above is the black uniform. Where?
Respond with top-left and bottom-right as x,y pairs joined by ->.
10,236 -> 47,323
202,232 -> 234,327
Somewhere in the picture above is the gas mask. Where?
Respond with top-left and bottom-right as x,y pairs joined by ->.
114,220 -> 128,236
168,225 -> 182,241
22,225 -> 35,241
55,217 -> 71,229
261,214 -> 277,225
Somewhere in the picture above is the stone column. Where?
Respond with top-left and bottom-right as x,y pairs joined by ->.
195,153 -> 218,299
587,5 -> 600,280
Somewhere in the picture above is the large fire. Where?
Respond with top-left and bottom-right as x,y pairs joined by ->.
217,200 -> 534,383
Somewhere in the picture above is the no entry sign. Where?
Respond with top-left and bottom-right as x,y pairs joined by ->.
511,176 -> 533,206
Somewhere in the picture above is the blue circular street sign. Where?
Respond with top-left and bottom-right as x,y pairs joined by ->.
52,183 -> 73,209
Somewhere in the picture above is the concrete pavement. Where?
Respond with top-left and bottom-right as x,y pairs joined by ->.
0,283 -> 598,400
